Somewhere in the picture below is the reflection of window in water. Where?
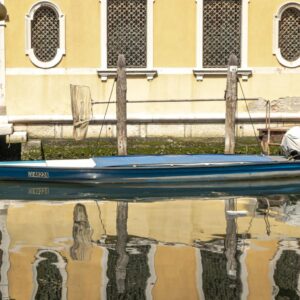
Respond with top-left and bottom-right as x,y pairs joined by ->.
199,241 -> 243,300
32,250 -> 67,300
105,237 -> 151,300
273,248 -> 300,299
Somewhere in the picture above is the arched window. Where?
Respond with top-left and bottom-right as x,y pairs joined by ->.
25,1 -> 65,68
274,3 -> 300,67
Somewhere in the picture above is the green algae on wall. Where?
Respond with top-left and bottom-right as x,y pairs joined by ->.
35,137 -> 280,160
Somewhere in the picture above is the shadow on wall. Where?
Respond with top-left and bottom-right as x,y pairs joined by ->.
0,137 -> 21,161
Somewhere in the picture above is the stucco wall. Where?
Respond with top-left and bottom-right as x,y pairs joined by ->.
4,0 -> 300,138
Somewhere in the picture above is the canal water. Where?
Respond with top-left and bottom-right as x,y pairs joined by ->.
0,181 -> 300,299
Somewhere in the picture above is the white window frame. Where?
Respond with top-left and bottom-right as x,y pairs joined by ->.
273,2 -> 300,68
25,1 -> 65,69
194,0 -> 252,81
97,0 -> 157,81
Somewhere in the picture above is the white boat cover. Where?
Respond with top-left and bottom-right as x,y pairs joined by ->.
281,126 -> 300,158
92,154 -> 273,167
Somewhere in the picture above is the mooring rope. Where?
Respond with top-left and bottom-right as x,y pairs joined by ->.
237,77 -> 264,153
95,200 -> 107,238
96,78 -> 117,142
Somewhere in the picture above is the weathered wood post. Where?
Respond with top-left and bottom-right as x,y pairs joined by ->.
224,54 -> 238,154
116,55 -> 129,293
116,54 -> 127,156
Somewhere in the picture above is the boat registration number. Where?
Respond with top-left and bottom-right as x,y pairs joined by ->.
28,171 -> 49,179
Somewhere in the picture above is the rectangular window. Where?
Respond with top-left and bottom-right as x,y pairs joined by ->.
202,0 -> 241,68
107,0 -> 147,68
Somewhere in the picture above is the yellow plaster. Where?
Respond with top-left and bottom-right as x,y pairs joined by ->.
246,240 -> 278,300
8,247 -> 35,300
7,72 -> 300,117
152,246 -> 199,300
67,248 -> 103,300
154,0 -> 196,67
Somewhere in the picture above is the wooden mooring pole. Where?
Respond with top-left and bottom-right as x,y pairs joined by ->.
116,55 -> 129,291
116,54 -> 127,156
224,54 -> 238,154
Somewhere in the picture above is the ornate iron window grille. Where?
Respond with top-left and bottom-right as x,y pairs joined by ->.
31,6 -> 60,63
279,7 -> 300,63
203,0 -> 242,68
107,0 -> 147,68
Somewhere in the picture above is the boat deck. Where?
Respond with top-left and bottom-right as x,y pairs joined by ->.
0,154 -> 286,169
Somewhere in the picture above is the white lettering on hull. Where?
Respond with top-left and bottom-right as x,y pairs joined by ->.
28,171 -> 49,179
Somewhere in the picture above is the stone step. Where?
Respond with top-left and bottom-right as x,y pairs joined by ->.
6,131 -> 27,143
0,123 -> 12,135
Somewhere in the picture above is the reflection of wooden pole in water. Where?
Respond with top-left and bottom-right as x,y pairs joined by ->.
225,198 -> 238,279
116,202 -> 129,294
70,204 -> 93,260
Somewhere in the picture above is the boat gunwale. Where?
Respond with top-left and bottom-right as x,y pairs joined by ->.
0,159 -> 297,171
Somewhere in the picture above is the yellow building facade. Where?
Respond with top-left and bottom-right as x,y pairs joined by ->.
1,0 -> 300,139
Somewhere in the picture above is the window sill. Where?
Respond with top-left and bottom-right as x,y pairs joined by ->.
97,69 -> 158,81
193,68 -> 253,81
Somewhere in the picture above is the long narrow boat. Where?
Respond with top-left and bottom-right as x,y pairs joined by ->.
0,154 -> 299,184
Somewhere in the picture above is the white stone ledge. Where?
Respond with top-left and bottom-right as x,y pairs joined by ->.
6,112 -> 300,124
193,68 -> 253,81
97,69 -> 157,81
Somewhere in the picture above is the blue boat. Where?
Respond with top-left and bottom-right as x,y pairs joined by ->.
0,154 -> 299,184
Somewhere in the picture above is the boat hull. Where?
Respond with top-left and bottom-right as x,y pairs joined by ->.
1,159 -> 300,184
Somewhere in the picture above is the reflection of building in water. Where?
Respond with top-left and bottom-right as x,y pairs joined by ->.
270,240 -> 300,299
32,249 -> 67,300
100,202 -> 157,299
0,203 -> 10,300
3,199 -> 300,299
256,195 -> 300,226
199,245 -> 243,299
195,199 -> 249,300
282,202 -> 300,226
106,240 -> 154,299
